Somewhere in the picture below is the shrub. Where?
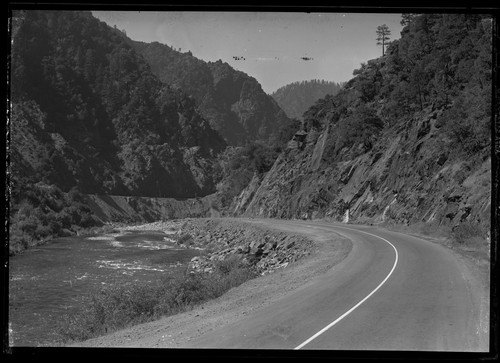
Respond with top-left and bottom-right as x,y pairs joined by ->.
333,105 -> 384,156
34,225 -> 52,239
451,222 -> 485,244
18,217 -> 38,235
214,254 -> 243,275
177,233 -> 193,245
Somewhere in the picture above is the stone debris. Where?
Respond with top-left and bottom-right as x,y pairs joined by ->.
177,219 -> 313,276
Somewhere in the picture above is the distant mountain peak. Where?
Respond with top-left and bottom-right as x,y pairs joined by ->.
271,80 -> 345,120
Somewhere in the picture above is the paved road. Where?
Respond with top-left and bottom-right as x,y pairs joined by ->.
182,220 -> 487,351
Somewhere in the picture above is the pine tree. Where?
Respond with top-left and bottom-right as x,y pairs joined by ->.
376,24 -> 391,56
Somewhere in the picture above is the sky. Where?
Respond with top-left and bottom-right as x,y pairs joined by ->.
92,11 -> 404,94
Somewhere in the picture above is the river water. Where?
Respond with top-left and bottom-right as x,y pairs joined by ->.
8,230 -> 201,346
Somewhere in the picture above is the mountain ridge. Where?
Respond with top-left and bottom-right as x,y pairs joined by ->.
131,40 -> 291,146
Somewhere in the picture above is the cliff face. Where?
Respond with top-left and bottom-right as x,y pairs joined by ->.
231,14 -> 492,233
132,41 -> 291,146
233,105 -> 490,230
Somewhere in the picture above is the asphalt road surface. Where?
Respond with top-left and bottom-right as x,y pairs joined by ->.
180,220 -> 487,351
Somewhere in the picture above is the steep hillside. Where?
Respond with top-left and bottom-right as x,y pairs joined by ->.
10,10 -> 226,198
271,79 -> 345,120
132,41 -> 291,146
231,14 -> 492,235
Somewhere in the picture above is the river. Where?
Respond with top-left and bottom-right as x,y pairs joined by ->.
8,229 -> 201,346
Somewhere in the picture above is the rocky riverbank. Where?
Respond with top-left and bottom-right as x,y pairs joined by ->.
120,218 -> 314,276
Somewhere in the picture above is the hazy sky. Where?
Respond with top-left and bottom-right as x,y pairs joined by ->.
92,11 -> 403,94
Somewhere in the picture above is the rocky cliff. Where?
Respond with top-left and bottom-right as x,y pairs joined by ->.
234,105 -> 490,229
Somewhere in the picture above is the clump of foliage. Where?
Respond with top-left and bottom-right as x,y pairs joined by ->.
9,180 -> 102,255
451,222 -> 486,245
438,94 -> 491,157
58,257 -> 256,342
176,233 -> 194,246
330,104 -> 384,157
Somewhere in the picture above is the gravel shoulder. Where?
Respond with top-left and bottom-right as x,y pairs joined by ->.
70,218 -> 352,348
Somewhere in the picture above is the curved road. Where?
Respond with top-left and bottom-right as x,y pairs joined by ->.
181,220 -> 488,351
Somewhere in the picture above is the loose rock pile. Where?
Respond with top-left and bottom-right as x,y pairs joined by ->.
177,219 -> 314,275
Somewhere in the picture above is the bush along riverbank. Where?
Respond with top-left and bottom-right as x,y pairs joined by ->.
58,218 -> 314,343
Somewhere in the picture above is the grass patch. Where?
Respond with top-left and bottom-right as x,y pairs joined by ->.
58,256 -> 256,343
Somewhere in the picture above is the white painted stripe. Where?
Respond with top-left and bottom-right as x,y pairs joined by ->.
294,226 -> 399,350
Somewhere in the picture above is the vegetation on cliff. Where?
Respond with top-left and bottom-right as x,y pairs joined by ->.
326,13 -> 491,161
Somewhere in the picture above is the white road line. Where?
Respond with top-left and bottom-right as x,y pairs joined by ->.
294,226 -> 399,350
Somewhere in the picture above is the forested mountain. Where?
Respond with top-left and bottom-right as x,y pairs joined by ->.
271,80 -> 345,120
11,10 -> 227,198
9,10 -> 228,251
230,14 -> 492,235
132,41 -> 291,146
